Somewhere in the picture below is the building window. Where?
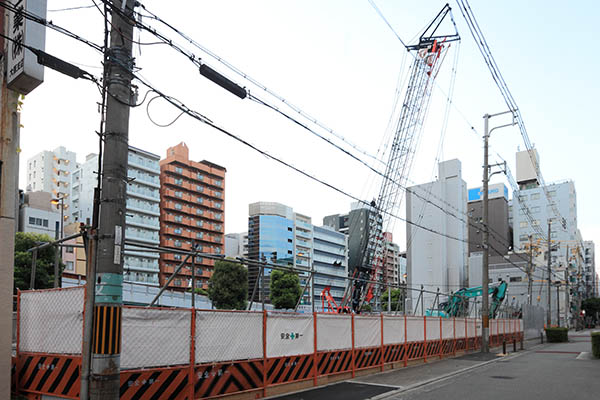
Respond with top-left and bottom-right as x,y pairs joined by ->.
197,197 -> 203,204
175,203 -> 182,210
519,234 -> 528,242
197,173 -> 204,181
174,215 -> 183,223
175,167 -> 183,174
197,209 -> 203,215
214,191 -> 222,198
196,220 -> 203,227
214,179 -> 222,187
519,221 -> 528,228
174,227 -> 182,234
531,206 -> 540,213
214,202 -> 222,209
65,261 -> 74,271
66,246 -> 74,253
214,212 -> 221,220
196,185 -> 203,192
196,232 -> 203,239
548,190 -> 556,197
195,256 -> 203,263
174,178 -> 183,185
28,217 -> 35,225
518,195 -> 527,202
509,276 -> 522,282
215,247 -> 221,254
174,240 -> 182,248
531,193 -> 540,200
174,254 -> 182,260
175,191 -> 183,198
532,220 -> 540,226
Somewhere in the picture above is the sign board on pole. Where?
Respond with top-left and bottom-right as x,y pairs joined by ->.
7,0 -> 47,94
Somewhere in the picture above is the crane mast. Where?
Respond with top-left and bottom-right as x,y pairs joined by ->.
342,5 -> 460,313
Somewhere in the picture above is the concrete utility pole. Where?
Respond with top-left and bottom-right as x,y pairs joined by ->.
527,235 -> 533,305
556,282 -> 560,327
481,110 -> 514,353
547,219 -> 552,326
90,0 -> 135,397
51,195 -> 64,287
0,42 -> 20,400
565,244 -> 569,328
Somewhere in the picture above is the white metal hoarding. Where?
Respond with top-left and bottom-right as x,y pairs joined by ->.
7,0 -> 47,94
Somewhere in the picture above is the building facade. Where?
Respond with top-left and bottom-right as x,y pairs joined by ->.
70,153 -> 98,224
382,232 -> 400,287
406,159 -> 468,313
159,142 -> 226,291
26,146 -> 78,222
18,191 -> 61,236
224,232 -> 248,259
467,183 -> 511,256
248,202 -> 348,308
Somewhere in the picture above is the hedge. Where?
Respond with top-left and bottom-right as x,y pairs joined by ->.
545,327 -> 568,342
592,332 -> 600,358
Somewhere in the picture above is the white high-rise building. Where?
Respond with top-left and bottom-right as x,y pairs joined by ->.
406,159 -> 467,314
68,147 -> 161,285
26,146 -> 78,222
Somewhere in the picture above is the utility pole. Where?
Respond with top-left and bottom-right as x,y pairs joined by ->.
547,219 -> 552,326
481,110 -> 514,353
90,0 -> 135,397
565,245 -> 569,328
556,281 -> 560,327
51,195 -> 64,287
527,235 -> 533,305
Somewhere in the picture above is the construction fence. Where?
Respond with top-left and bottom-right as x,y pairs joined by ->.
14,286 -> 523,399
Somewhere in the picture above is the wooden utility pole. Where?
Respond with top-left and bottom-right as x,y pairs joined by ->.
89,0 -> 135,397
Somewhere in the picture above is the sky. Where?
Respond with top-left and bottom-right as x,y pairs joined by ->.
17,0 -> 600,255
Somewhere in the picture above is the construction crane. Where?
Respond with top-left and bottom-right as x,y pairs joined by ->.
339,5 -> 460,313
425,280 -> 508,318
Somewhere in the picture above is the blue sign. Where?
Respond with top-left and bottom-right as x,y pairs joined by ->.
468,185 -> 508,202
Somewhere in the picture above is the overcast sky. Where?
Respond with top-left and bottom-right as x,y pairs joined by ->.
18,0 -> 600,253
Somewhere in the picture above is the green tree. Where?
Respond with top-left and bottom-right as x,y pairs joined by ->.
207,259 -> 248,309
582,298 -> 600,322
270,270 -> 302,310
381,288 -> 405,312
188,287 -> 208,296
14,232 -> 62,292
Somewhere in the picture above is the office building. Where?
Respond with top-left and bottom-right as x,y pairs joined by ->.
159,142 -> 226,290
26,146 -> 78,223
584,241 -> 596,298
406,159 -> 468,313
225,232 -> 248,259
70,153 -> 98,223
382,232 -> 400,287
248,202 -> 348,307
467,183 -> 511,256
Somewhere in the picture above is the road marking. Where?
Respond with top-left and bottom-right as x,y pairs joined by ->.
352,380 -> 403,389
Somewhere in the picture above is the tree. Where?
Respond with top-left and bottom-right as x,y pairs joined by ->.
207,259 -> 247,309
270,270 -> 302,310
188,287 -> 208,296
14,232 -> 62,292
582,298 -> 600,322
381,288 -> 406,312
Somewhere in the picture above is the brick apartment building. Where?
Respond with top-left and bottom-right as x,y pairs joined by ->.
159,143 -> 226,290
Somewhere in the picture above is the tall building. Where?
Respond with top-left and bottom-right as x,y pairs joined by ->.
583,241 -> 596,298
323,202 -> 383,274
224,232 -> 248,259
382,232 -> 400,287
18,191 -> 61,236
159,142 -> 226,290
406,159 -> 467,313
70,153 -> 98,224
67,147 -> 161,285
125,147 -> 161,285
26,146 -> 78,222
248,202 -> 348,307
467,183 -> 511,256
313,225 -> 348,305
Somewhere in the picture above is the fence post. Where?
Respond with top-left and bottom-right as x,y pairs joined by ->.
439,317 -> 442,359
263,310 -> 267,397
351,314 -> 355,378
465,318 -> 469,351
313,312 -> 318,386
423,316 -> 427,363
403,315 -> 408,368
380,313 -> 384,371
453,317 -> 456,356
475,318 -> 478,349
189,309 -> 196,400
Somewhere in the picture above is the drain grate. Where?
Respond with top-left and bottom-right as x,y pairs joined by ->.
490,376 -> 515,380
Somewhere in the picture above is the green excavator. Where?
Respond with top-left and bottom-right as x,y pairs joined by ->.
425,280 -> 508,319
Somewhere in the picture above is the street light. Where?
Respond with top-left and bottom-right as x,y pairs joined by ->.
51,195 -> 66,288
481,110 -> 516,353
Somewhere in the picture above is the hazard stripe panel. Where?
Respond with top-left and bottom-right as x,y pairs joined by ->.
93,305 -> 121,355
383,344 -> 406,364
120,367 -> 188,400
406,342 -> 425,360
266,354 -> 313,385
455,338 -> 466,351
354,347 -> 381,370
316,350 -> 352,376
426,341 -> 442,357
441,339 -> 454,355
17,354 -> 80,399
195,359 -> 263,398
11,357 -> 16,394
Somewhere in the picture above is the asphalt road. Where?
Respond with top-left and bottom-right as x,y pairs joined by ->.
389,332 -> 600,400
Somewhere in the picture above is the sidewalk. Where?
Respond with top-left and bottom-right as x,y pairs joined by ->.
272,330 -> 599,400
